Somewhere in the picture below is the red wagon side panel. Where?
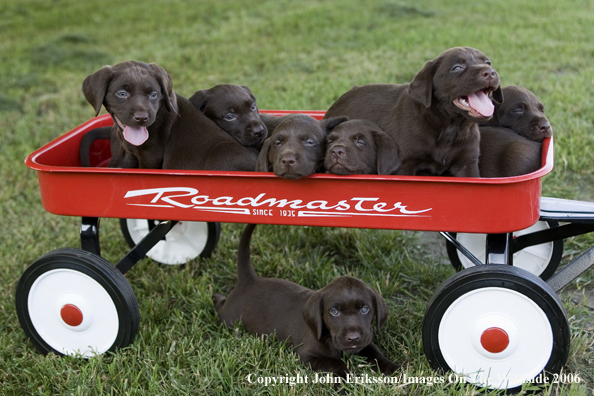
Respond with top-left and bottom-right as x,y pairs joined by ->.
26,112 -> 553,234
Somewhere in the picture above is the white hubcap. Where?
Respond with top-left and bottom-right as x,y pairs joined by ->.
28,269 -> 119,357
438,287 -> 553,389
126,219 -> 208,265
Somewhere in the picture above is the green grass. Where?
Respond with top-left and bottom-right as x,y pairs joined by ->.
2,0 -> 594,394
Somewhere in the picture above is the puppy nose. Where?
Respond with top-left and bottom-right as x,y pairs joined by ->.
281,155 -> 297,168
538,120 -> 552,136
481,67 -> 497,81
346,332 -> 361,342
331,146 -> 346,158
133,112 -> 149,124
252,125 -> 264,137
538,120 -> 551,131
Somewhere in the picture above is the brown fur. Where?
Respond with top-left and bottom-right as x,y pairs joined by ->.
83,61 -> 257,171
324,119 -> 401,175
482,85 -> 553,141
189,84 -> 268,149
325,47 -> 503,177
479,127 -> 542,177
256,114 -> 348,179
213,224 -> 398,378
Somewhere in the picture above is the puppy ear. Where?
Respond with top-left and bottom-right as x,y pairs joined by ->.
322,116 -> 349,133
82,65 -> 114,116
149,63 -> 173,112
303,291 -> 325,340
370,288 -> 389,333
255,138 -> 273,172
491,85 -> 504,105
189,90 -> 209,113
371,128 -> 402,175
408,59 -> 436,108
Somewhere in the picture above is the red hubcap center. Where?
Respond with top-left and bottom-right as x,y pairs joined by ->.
60,304 -> 83,327
480,327 -> 509,353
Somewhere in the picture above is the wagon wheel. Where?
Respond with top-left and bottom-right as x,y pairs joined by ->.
15,248 -> 139,357
446,220 -> 563,280
422,265 -> 570,392
119,219 -> 221,265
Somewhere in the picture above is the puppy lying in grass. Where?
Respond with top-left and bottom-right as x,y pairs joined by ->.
213,224 -> 398,379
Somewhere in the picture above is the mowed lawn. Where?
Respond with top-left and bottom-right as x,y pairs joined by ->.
1,0 -> 594,394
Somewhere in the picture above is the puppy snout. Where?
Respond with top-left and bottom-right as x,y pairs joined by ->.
251,125 -> 264,137
330,145 -> 346,159
345,331 -> 361,342
481,67 -> 497,81
281,154 -> 297,168
133,112 -> 149,125
538,120 -> 551,132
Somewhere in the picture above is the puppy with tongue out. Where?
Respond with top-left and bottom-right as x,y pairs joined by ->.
84,61 -> 260,171
83,61 -> 176,169
325,47 -> 502,177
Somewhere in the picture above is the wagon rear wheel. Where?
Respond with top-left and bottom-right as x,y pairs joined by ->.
422,265 -> 570,392
446,220 -> 563,280
120,219 -> 221,265
15,248 -> 139,357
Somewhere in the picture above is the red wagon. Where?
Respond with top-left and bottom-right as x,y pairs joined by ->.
18,110 -> 594,391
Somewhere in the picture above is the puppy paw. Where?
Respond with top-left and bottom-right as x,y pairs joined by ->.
378,359 -> 399,376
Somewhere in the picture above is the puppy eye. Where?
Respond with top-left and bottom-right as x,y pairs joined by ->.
329,308 -> 340,317
354,139 -> 367,147
360,306 -> 370,314
224,113 -> 237,121
485,59 -> 492,65
512,106 -> 525,114
452,64 -> 463,72
116,90 -> 128,99
274,139 -> 282,146
303,139 -> 316,146
149,91 -> 158,100
327,138 -> 333,144
251,103 -> 257,112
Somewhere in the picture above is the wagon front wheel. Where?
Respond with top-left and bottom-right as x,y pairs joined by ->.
120,219 -> 221,265
422,265 -> 570,392
15,248 -> 139,357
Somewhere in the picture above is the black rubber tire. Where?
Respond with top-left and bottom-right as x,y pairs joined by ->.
422,265 -> 570,392
446,220 -> 563,280
15,248 -> 139,356
119,219 -> 221,262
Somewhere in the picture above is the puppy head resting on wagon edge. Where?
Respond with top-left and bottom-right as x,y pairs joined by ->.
256,114 -> 348,179
82,61 -> 175,169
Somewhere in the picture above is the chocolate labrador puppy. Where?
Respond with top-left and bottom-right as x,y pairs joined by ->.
478,86 -> 551,177
256,114 -> 348,179
83,61 -> 175,169
478,127 -> 542,177
83,61 -> 256,171
213,224 -> 398,378
482,85 -> 553,141
325,47 -> 503,177
324,119 -> 401,175
189,84 -> 268,149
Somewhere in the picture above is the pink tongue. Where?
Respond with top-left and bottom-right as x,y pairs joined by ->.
123,126 -> 149,146
467,91 -> 494,117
